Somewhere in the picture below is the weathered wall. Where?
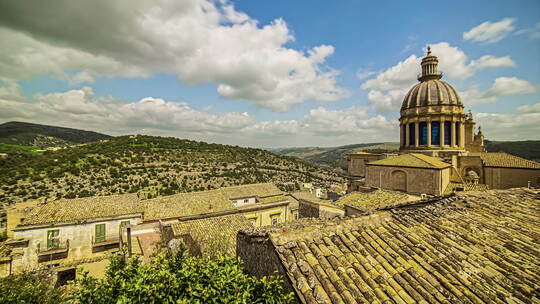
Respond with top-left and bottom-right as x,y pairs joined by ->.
457,156 -> 484,182
298,201 -> 319,218
366,165 -> 450,196
236,232 -> 298,301
11,216 -> 141,273
484,167 -> 540,189
233,197 -> 257,207
347,154 -> 388,177
319,205 -> 345,219
0,260 -> 10,277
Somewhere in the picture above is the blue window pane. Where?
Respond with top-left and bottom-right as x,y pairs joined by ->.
444,122 -> 451,145
409,123 -> 415,145
419,122 -> 427,145
455,122 -> 460,145
431,121 -> 440,145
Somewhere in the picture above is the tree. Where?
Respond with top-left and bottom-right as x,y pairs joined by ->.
71,249 -> 294,304
0,272 -> 65,304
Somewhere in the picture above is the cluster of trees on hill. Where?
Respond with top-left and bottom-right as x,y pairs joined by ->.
0,135 -> 345,204
0,249 -> 294,303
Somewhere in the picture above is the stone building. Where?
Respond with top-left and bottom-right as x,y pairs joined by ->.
237,188 -> 540,303
1,183 -> 303,277
347,47 -> 540,194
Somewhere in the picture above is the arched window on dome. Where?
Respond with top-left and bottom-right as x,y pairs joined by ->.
444,122 -> 451,145
431,121 -> 440,146
419,122 -> 428,145
409,123 -> 415,146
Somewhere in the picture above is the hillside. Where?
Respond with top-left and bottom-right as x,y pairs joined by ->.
0,135 -> 345,204
270,142 -> 400,171
0,121 -> 111,147
271,140 -> 540,170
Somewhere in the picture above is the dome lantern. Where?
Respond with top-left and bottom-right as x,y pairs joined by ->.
418,46 -> 442,82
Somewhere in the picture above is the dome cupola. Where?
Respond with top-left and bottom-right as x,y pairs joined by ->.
399,47 -> 467,151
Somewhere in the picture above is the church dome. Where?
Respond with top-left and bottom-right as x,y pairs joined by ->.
401,79 -> 462,110
401,46 -> 463,111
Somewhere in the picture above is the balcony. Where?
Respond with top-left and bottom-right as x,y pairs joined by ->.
92,236 -> 120,253
38,240 -> 69,263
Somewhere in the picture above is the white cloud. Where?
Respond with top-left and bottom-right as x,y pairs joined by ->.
0,84 -> 396,147
361,42 -> 516,112
517,102 -> 540,113
0,0 -> 348,112
461,77 -> 536,106
356,68 -> 376,80
515,22 -> 540,39
475,111 -> 540,140
463,18 -> 516,43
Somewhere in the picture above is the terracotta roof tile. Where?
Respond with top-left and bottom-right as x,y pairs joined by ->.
244,189 -> 540,304
471,152 -> 540,169
171,214 -> 252,256
20,194 -> 142,226
368,153 -> 452,169
336,189 -> 420,211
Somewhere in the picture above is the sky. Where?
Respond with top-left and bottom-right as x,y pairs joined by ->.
0,0 -> 539,148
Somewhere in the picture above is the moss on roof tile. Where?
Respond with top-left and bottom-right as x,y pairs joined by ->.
171,214 -> 253,256
248,188 -> 540,304
471,152 -> 540,169
336,189 -> 419,211
367,153 -> 451,169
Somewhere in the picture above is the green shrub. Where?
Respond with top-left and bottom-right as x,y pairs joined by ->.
0,272 -> 65,304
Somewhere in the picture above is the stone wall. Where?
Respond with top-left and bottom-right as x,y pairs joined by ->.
298,201 -> 319,218
236,231 -> 298,300
484,167 -> 540,189
347,154 -> 390,177
365,165 -> 450,196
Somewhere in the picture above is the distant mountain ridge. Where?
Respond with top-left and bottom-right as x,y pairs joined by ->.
271,141 -> 540,170
0,121 -> 111,146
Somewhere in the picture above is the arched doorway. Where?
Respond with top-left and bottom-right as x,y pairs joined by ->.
391,170 -> 407,192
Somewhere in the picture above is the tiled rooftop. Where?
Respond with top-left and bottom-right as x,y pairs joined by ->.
143,189 -> 234,221
471,152 -> 540,169
220,183 -> 283,199
16,183 -> 285,226
292,192 -> 340,209
368,153 -> 452,169
171,214 -> 253,256
242,188 -> 540,304
336,190 -> 420,211
20,194 -> 142,226
444,182 -> 490,195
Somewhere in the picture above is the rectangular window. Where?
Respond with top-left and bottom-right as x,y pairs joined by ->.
47,229 -> 60,250
419,122 -> 428,145
409,123 -> 415,145
120,220 -> 130,228
444,122 -> 451,145
244,199 -> 248,203
293,213 -> 299,220
95,224 -> 106,243
431,121 -> 440,145
271,215 -> 280,225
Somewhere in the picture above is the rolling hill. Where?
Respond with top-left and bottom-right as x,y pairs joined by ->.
0,135 -> 345,204
271,140 -> 540,170
0,121 -> 111,147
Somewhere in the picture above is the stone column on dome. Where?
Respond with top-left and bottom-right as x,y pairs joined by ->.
451,121 -> 456,147
405,122 -> 410,146
459,122 -> 465,147
427,120 -> 432,147
439,117 -> 445,147
414,121 -> 419,147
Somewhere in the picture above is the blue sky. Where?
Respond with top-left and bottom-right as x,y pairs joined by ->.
0,0 -> 538,147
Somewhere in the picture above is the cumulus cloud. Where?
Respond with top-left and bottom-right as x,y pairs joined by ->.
361,42 -> 516,112
475,111 -> 540,140
461,77 -> 536,106
517,102 -> 540,113
0,0 -> 348,112
0,84 -> 396,147
463,18 -> 516,43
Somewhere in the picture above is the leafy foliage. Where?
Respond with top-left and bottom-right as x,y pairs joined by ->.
71,250 -> 294,304
0,272 -> 65,304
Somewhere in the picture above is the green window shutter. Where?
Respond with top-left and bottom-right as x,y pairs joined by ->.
95,224 -> 106,243
47,229 -> 59,249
